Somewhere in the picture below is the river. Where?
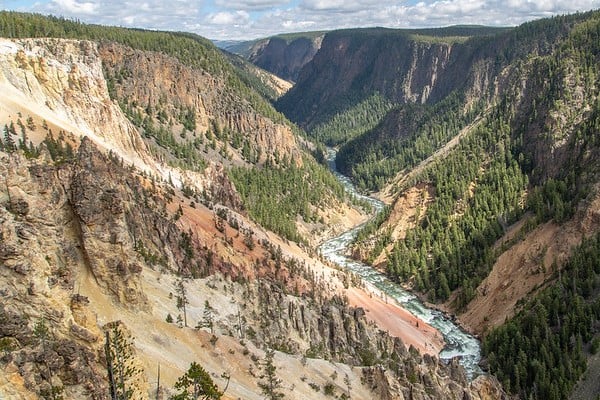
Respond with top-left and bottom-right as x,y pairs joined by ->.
320,149 -> 482,379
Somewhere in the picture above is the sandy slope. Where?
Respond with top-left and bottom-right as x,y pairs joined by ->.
78,258 -> 377,399
457,189 -> 600,335
347,287 -> 444,355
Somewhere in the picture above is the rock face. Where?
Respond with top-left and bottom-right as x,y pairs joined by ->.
277,25 -> 556,129
245,280 -> 504,400
0,38 -> 150,169
277,29 -> 468,128
70,138 -> 148,307
0,137 -> 219,398
100,42 -> 302,166
0,150 -> 109,399
246,35 -> 324,82
0,37 -> 258,215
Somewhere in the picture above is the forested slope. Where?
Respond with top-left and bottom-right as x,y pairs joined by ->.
273,10 -> 600,400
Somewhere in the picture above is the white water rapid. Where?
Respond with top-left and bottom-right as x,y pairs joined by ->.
320,149 -> 483,379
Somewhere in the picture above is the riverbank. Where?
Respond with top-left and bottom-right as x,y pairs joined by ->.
322,147 -> 482,377
346,286 -> 444,355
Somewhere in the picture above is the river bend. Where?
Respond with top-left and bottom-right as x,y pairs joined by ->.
320,149 -> 482,378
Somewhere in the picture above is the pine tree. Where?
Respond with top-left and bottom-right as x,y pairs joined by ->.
104,324 -> 138,400
175,277 -> 189,327
170,362 -> 222,400
26,116 -> 35,131
196,300 -> 214,334
258,348 -> 284,400
3,124 -> 15,152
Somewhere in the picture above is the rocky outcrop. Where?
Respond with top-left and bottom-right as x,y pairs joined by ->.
99,42 -> 302,166
69,138 -> 148,307
246,35 -> 324,82
0,137 -> 227,398
0,149 -> 108,398
0,38 -> 151,170
243,279 -> 504,400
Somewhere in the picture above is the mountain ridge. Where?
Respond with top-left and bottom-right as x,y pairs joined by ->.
224,32 -> 325,82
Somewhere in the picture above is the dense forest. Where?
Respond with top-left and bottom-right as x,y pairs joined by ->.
384,111 -> 530,304
229,156 -> 346,242
307,93 -> 394,147
483,21 -> 600,398
336,93 -> 483,192
483,232 -> 600,400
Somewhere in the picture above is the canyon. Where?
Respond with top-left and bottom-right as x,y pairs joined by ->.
2,8 -> 600,400
0,21 -> 504,400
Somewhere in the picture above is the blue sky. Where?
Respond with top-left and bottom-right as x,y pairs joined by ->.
2,0 -> 600,40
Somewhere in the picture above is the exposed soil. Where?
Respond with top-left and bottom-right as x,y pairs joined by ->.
456,189 -> 600,336
346,287 -> 444,355
372,183 -> 433,267
297,200 -> 368,248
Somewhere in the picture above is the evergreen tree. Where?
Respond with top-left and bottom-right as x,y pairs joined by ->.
258,348 -> 284,400
175,277 -> 189,328
170,362 -> 222,400
104,324 -> 139,400
196,300 -> 215,334
3,124 -> 15,152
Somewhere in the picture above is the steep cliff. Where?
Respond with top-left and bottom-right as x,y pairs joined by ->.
0,144 -> 148,399
0,37 -> 252,215
224,51 -> 293,100
277,26 -> 505,129
100,42 -> 302,168
0,38 -> 150,169
244,34 -> 324,82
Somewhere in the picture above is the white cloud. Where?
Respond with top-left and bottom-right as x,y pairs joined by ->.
206,11 -> 250,26
18,0 -> 600,40
214,0 -> 291,11
52,0 -> 98,15
41,0 -> 202,29
300,0 -> 382,12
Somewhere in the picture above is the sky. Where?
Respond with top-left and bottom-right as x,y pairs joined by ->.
1,0 -> 600,40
